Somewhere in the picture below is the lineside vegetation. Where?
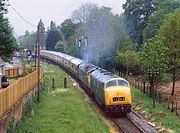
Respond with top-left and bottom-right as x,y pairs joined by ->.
15,64 -> 110,133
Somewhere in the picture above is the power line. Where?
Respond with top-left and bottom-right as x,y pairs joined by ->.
7,2 -> 37,28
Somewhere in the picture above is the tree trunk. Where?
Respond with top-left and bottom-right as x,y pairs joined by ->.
171,54 -> 176,96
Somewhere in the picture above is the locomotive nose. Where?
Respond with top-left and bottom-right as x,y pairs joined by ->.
104,86 -> 131,105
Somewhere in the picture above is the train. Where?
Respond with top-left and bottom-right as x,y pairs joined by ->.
40,50 -> 132,114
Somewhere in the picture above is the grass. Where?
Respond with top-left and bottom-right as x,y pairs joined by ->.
9,78 -> 18,84
14,64 -> 109,133
132,87 -> 180,133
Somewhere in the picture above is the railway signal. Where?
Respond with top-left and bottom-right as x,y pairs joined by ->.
76,36 -> 88,62
148,68 -> 160,108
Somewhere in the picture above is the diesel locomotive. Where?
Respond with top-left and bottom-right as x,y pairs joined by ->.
40,50 -> 132,114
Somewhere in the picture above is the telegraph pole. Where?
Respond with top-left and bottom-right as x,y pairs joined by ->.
37,20 -> 41,102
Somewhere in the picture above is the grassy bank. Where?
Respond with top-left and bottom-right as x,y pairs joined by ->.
132,87 -> 180,133
15,64 -> 109,133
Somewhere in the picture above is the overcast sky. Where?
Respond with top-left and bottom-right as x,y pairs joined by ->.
6,0 -> 126,36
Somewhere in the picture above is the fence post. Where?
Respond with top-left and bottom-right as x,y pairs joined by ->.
171,103 -> 174,112
167,97 -> 170,110
146,86 -> 149,95
52,78 -> 55,89
143,82 -> 146,94
64,77 -> 67,88
176,102 -> 178,116
158,92 -> 161,103
138,80 -> 140,89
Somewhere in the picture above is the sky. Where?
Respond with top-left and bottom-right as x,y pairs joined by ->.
6,0 -> 126,36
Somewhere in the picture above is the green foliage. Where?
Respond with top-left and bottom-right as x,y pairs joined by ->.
50,21 -> 56,31
38,20 -> 46,49
116,35 -> 134,51
55,41 -> 67,53
116,50 -> 140,72
99,52 -> 115,71
143,0 -> 180,42
112,14 -> 126,40
66,35 -> 80,57
0,0 -> 17,61
123,0 -> 157,46
0,0 -> 8,14
159,9 -> 180,95
46,21 -> 62,50
159,9 -> 180,69
115,35 -> 139,74
61,19 -> 77,41
140,36 -> 168,77
17,31 -> 37,51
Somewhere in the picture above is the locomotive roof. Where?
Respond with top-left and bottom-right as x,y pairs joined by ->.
79,62 -> 97,72
70,58 -> 84,67
91,68 -> 119,83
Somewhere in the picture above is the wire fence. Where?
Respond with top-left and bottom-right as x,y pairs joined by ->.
130,79 -> 179,115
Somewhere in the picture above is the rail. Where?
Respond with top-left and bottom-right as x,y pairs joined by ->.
0,67 -> 43,119
113,110 -> 157,133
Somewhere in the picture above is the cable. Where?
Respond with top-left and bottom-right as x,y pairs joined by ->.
7,2 -> 37,28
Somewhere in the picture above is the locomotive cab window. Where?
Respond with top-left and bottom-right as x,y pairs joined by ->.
106,80 -> 128,88
117,80 -> 128,87
106,80 -> 117,88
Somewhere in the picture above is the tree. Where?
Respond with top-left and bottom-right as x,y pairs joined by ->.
66,35 -> 80,57
61,19 -> 77,41
46,30 -> 62,50
17,31 -> 36,50
140,36 -> 168,78
55,41 -> 67,53
123,0 -> 157,46
50,21 -> 56,31
116,50 -> 140,75
0,0 -> 7,14
143,0 -> 180,42
0,0 -> 17,61
71,3 -> 97,23
115,35 -> 134,51
46,21 -> 62,50
140,36 -> 168,108
159,9 -> 180,96
112,14 -> 126,41
38,20 -> 46,49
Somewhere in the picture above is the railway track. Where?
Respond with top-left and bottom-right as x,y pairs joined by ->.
114,110 -> 157,133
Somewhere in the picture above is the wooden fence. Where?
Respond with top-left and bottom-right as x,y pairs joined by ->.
0,67 -> 43,119
4,68 -> 19,78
